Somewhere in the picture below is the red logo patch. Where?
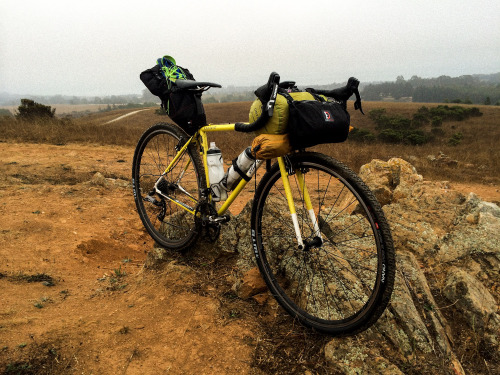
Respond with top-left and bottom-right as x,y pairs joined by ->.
323,110 -> 334,122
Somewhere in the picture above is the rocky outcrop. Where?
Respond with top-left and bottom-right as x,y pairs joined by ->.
147,158 -> 499,375
350,158 -> 499,374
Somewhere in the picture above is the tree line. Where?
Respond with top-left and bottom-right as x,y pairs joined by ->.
361,73 -> 500,104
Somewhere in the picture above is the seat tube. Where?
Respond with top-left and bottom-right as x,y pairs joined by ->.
277,157 -> 304,249
296,170 -> 322,240
198,129 -> 211,190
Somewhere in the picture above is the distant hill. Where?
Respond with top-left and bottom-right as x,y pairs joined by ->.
2,73 -> 499,106
361,73 -> 500,104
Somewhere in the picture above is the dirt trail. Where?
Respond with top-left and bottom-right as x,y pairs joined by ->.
104,109 -> 152,124
0,142 -> 499,373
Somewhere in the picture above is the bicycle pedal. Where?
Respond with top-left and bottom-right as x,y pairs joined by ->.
218,214 -> 231,224
208,214 -> 231,224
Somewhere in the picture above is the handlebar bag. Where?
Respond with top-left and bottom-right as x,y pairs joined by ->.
285,95 -> 350,149
140,56 -> 206,135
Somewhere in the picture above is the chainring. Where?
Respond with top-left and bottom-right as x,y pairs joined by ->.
194,201 -> 221,243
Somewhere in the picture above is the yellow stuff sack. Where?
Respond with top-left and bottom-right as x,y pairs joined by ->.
251,133 -> 292,160
249,92 -> 324,135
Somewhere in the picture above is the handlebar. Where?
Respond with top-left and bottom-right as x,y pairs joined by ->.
308,77 -> 364,114
234,72 -> 280,133
234,73 -> 364,133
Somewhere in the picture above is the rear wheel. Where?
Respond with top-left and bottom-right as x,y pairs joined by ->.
132,123 -> 205,250
251,152 -> 395,335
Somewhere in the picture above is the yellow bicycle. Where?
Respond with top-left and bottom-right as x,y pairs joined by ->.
132,73 -> 395,335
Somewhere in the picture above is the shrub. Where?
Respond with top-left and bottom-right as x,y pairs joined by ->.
368,108 -> 386,121
378,129 -> 404,143
429,105 -> 482,121
448,132 -> 464,146
15,99 -> 55,120
348,128 -> 376,143
405,130 -> 429,145
431,116 -> 443,127
411,112 -> 429,127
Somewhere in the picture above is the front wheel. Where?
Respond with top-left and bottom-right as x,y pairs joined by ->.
251,152 -> 395,335
132,123 -> 205,251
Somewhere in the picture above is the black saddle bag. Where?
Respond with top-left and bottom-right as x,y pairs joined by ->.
286,95 -> 350,149
140,64 -> 206,135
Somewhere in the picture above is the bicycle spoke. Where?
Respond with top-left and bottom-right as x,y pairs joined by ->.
253,153 -> 394,334
133,124 -> 204,251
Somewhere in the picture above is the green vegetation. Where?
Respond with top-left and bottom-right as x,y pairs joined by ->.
362,73 -> 500,104
448,132 -> 464,146
15,99 -> 55,120
351,105 -> 483,145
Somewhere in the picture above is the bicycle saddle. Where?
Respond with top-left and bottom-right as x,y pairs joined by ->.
174,79 -> 222,90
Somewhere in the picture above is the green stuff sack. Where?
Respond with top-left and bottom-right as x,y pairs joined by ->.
250,92 -> 323,135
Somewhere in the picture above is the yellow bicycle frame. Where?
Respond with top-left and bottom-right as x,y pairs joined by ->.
161,123 -> 318,245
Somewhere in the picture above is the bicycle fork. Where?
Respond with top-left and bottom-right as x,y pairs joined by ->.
277,157 -> 322,250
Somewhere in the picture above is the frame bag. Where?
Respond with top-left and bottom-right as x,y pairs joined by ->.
285,93 -> 350,150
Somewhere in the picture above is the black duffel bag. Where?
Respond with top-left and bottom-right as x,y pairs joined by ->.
285,93 -> 350,150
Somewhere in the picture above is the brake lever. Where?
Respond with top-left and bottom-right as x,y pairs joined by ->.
354,90 -> 364,115
265,73 -> 280,116
347,77 -> 364,115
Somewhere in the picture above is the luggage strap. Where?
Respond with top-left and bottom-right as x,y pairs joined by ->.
232,158 -> 252,182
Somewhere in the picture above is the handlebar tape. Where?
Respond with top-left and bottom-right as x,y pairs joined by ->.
235,72 -> 279,133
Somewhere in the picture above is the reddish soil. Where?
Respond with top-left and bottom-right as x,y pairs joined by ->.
0,142 -> 498,373
0,143 -> 257,374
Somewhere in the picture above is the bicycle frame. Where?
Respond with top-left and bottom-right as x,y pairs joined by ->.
160,122 -> 319,247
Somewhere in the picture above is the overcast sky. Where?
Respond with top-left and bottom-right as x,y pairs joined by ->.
1,0 -> 499,96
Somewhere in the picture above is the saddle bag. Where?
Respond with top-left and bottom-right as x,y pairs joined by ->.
140,55 -> 206,135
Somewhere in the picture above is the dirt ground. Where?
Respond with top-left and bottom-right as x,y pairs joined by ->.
0,142 -> 499,374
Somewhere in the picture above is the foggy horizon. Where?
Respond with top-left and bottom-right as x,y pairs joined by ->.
1,0 -> 499,97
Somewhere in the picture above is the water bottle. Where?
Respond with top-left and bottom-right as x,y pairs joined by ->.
206,142 -> 227,202
220,147 -> 263,191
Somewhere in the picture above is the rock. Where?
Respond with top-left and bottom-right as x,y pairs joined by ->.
324,337 -> 404,375
443,267 -> 498,331
233,267 -> 267,299
358,158 -> 423,206
435,151 -> 458,167
89,172 -> 108,186
435,193 -> 500,262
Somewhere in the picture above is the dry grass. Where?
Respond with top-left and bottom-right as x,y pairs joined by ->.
1,101 -> 498,184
